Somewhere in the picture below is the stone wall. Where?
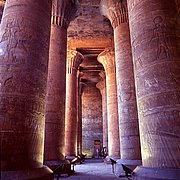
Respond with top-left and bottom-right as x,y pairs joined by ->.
82,84 -> 103,157
68,0 -> 113,39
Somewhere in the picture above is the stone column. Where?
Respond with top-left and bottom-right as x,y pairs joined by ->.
96,71 -> 108,150
98,48 -> 120,158
127,0 -> 180,179
77,78 -> 84,155
0,0 -> 53,179
65,50 -> 83,156
45,0 -> 79,163
100,0 -> 141,166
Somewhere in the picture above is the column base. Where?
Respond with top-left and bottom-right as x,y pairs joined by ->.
114,159 -> 141,176
108,156 -> 120,161
45,160 -> 72,177
1,166 -> 53,180
133,166 -> 180,180
45,160 -> 69,168
117,159 -> 142,169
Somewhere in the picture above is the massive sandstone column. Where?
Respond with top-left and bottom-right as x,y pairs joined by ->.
77,78 -> 84,155
127,0 -> 180,179
65,50 -> 83,156
98,48 -> 120,158
100,0 -> 141,165
96,71 -> 108,150
0,0 -> 53,179
45,0 -> 79,162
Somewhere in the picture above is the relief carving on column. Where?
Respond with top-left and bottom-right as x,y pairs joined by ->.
51,0 -> 79,28
100,0 -> 128,29
97,48 -> 116,75
67,50 -> 84,75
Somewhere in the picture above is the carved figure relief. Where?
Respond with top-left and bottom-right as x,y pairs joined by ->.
144,75 -> 159,88
0,18 -> 32,64
120,80 -> 132,102
152,16 -> 170,60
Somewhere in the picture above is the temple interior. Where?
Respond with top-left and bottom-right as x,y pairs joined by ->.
0,0 -> 180,180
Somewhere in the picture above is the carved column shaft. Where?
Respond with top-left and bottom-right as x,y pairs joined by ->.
101,0 -> 141,163
127,0 -> 180,179
96,73 -> 108,149
45,0 -> 79,162
0,0 -> 53,179
45,26 -> 67,161
98,49 -> 120,158
77,79 -> 85,155
65,50 -> 83,156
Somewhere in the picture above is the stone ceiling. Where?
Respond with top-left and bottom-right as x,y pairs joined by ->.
67,0 -> 113,85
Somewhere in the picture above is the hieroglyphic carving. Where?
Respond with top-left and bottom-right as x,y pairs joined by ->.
127,0 -> 142,13
0,18 -> 35,64
151,16 -> 170,60
136,65 -> 180,98
119,80 -> 132,102
138,92 -> 180,117
0,96 -> 45,114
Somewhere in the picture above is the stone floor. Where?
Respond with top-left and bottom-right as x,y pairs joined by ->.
54,159 -> 129,180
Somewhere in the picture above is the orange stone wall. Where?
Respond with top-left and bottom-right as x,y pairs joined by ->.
82,85 -> 103,157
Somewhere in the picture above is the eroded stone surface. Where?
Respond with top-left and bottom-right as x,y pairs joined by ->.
127,0 -> 180,172
82,84 -> 103,157
65,50 -> 83,156
45,0 -> 79,161
0,0 -> 52,175
96,71 -> 108,149
100,0 -> 141,162
98,48 -> 120,158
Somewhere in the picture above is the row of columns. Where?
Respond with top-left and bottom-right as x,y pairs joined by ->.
99,0 -> 180,179
96,71 -> 108,150
100,0 -> 141,164
0,0 -> 179,180
98,49 -> 120,158
44,0 -> 79,166
0,0 -> 80,179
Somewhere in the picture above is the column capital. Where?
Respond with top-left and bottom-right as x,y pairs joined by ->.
77,71 -> 84,79
96,80 -> 105,95
97,48 -> 116,75
99,70 -> 106,80
67,50 -> 84,74
51,0 -> 79,28
100,0 -> 128,29
0,0 -> 5,5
